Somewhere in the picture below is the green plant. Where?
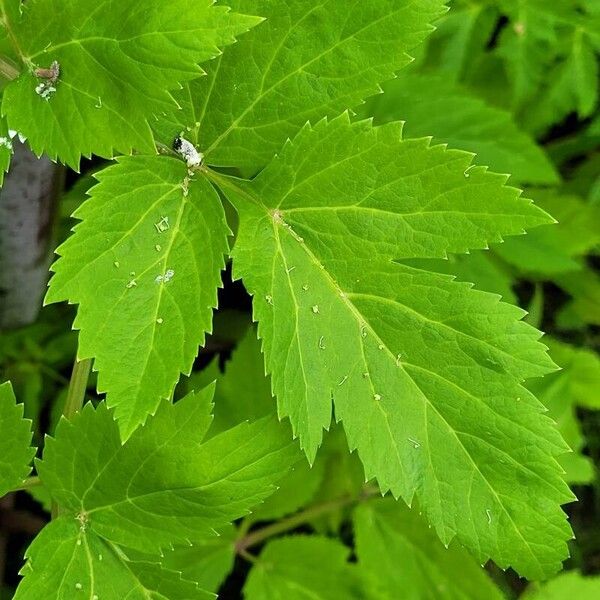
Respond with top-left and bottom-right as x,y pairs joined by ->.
1,0 -> 599,598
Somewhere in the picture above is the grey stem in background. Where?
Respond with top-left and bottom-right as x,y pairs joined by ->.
0,139 -> 63,329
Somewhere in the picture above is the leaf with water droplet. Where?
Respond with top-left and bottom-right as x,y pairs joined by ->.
225,114 -> 572,579
16,386 -> 298,598
46,156 -> 230,437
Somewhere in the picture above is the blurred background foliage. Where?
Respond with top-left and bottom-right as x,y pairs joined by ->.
1,0 -> 599,598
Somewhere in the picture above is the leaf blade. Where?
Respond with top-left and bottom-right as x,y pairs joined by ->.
0,381 -> 35,497
221,115 -> 573,578
46,156 -> 229,436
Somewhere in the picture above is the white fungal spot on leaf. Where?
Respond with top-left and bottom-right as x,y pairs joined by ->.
312,305 -> 319,314
0,136 -> 13,151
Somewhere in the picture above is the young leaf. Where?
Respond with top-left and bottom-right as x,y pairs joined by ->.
1,0 -> 260,167
181,0 -> 448,173
219,114 -> 573,579
244,536 -> 364,600
36,387 -> 299,554
46,156 -> 230,437
15,517 -> 213,600
364,72 -> 559,185
354,498 -> 504,600
0,381 -> 35,497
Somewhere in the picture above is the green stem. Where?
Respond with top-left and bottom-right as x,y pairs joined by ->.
52,357 -> 92,518
235,486 -> 378,554
14,476 -> 42,492
0,55 -> 18,80
0,2 -> 27,64
62,358 -> 93,421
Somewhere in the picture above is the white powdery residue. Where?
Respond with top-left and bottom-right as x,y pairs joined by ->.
0,137 -> 12,151
173,136 -> 203,168
35,82 -> 57,101
155,269 -> 175,284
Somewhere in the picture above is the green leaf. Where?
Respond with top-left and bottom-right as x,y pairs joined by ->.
0,114 -> 12,186
418,1 -> 499,82
354,498 -> 504,600
528,344 -> 595,484
209,325 -> 276,436
521,29 -> 599,136
36,387 -> 299,554
15,517 -> 213,600
495,0 -> 562,110
160,524 -> 237,595
46,156 -> 229,437
494,191 -> 600,276
195,325 -> 322,521
523,571 -> 600,600
1,0 -> 260,167
555,269 -> 600,328
220,114 -> 573,579
406,252 -> 517,305
365,73 -> 559,185
0,381 -> 35,497
545,339 -> 600,410
181,0 -> 448,173
244,536 -> 364,600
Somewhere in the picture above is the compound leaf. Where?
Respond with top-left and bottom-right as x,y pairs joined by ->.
222,114 -> 573,579
36,387 -> 298,553
1,0 -> 260,167
244,536 -> 364,600
0,381 -> 35,497
46,156 -> 229,437
15,517 -> 213,600
187,0 -> 448,173
354,498 -> 503,600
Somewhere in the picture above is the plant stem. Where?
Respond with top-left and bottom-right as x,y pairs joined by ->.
62,358 -> 92,421
52,357 -> 92,518
0,55 -> 18,80
235,486 -> 378,554
14,476 -> 42,492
